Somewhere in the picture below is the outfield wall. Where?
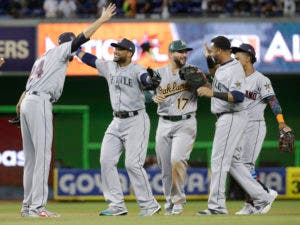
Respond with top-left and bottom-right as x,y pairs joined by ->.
54,167 -> 300,200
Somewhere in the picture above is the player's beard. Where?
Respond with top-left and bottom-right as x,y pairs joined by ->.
113,55 -> 126,64
174,56 -> 186,68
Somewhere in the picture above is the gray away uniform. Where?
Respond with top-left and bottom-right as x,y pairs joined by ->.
208,59 -> 274,213
242,71 -> 275,171
20,42 -> 72,214
155,64 -> 198,205
95,60 -> 159,210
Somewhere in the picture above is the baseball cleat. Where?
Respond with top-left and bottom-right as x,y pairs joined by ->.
29,209 -> 60,218
171,204 -> 184,215
164,202 -> 174,216
21,211 -> 29,217
235,203 -> 255,215
253,190 -> 278,214
138,205 -> 161,216
196,209 -> 226,215
99,207 -> 128,216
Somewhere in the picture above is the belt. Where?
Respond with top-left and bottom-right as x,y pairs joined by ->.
162,114 -> 191,122
113,110 -> 139,119
27,91 -> 56,103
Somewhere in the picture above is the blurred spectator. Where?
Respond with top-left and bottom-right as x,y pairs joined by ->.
58,0 -> 77,18
43,0 -> 58,18
97,0 -> 107,16
260,0 -> 278,17
169,0 -> 189,15
233,0 -> 253,16
161,0 -> 170,18
207,0 -> 226,15
80,0 -> 98,17
282,0 -> 296,16
136,0 -> 152,15
123,0 -> 136,17
1,0 -> 299,18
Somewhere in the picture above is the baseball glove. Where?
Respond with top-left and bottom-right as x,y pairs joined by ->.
179,65 -> 208,93
9,116 -> 20,126
144,68 -> 161,90
279,127 -> 295,153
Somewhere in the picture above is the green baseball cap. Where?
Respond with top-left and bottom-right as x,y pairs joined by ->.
169,40 -> 193,52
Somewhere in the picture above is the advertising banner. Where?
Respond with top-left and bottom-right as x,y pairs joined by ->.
175,22 -> 300,74
286,167 -> 300,198
257,167 -> 286,195
38,23 -> 172,76
0,27 -> 36,72
0,118 -> 24,185
54,168 -> 209,200
37,22 -> 300,76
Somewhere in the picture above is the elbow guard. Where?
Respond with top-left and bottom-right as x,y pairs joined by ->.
230,90 -> 244,103
81,52 -> 97,68
71,33 -> 90,52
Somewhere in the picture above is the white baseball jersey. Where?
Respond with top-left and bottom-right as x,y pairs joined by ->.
155,64 -> 198,115
244,71 -> 275,121
95,60 -> 147,112
26,42 -> 72,101
211,59 -> 246,114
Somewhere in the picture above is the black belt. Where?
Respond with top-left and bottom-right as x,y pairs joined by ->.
113,110 -> 138,119
162,114 -> 191,122
28,91 -> 55,103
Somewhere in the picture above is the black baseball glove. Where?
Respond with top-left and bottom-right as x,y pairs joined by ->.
279,127 -> 295,153
144,68 -> 161,90
9,116 -> 20,127
179,65 -> 208,93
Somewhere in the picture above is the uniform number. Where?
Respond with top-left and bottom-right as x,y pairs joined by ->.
177,98 -> 189,110
29,59 -> 45,79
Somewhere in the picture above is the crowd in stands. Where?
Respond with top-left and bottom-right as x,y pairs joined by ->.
0,0 -> 299,19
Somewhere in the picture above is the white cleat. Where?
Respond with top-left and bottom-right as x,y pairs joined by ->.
254,190 -> 278,214
235,203 -> 255,215
171,204 -> 184,215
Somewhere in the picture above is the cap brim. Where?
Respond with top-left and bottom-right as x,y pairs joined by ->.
231,47 -> 246,54
170,47 -> 193,52
111,43 -> 133,52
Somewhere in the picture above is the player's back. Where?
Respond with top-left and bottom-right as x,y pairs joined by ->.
244,70 -> 275,121
25,42 -> 72,101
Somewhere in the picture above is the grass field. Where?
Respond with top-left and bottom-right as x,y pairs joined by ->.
1,200 -> 299,225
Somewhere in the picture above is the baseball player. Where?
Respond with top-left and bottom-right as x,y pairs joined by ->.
76,39 -> 161,216
15,4 -> 116,218
231,43 -> 291,214
152,40 -> 208,215
196,36 -> 277,215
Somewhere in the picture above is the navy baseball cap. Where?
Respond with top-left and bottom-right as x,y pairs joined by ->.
231,43 -> 257,63
169,40 -> 193,52
58,32 -> 76,45
111,38 -> 135,53
231,43 -> 256,57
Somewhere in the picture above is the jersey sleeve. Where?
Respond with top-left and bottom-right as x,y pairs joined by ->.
56,42 -> 72,61
228,65 -> 246,94
95,59 -> 110,79
259,76 -> 275,99
135,64 -> 148,83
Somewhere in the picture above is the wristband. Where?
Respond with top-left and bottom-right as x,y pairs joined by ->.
276,114 -> 285,123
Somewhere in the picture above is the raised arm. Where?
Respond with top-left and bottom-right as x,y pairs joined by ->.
71,3 -> 116,52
